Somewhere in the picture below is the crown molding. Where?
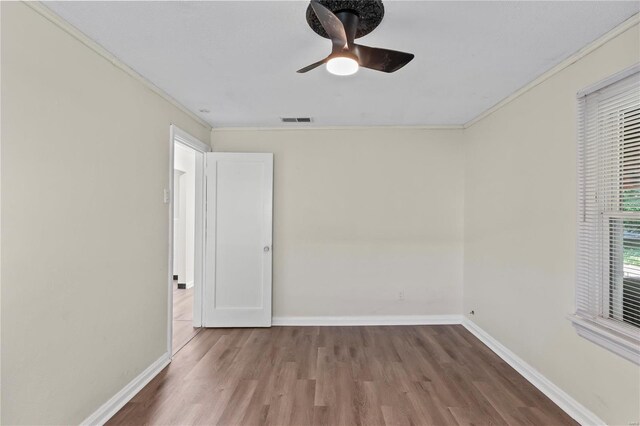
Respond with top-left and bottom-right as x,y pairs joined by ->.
23,1 -> 212,131
212,125 -> 464,132
463,12 -> 640,129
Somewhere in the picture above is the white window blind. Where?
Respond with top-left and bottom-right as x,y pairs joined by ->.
574,66 -> 640,364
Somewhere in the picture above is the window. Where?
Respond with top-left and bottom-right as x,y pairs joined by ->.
573,65 -> 640,365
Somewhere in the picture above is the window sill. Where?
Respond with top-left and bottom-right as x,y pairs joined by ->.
569,314 -> 640,365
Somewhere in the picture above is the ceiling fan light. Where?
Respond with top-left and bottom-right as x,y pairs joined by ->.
326,57 -> 359,76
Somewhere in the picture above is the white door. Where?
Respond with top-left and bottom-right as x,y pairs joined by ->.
204,153 -> 273,327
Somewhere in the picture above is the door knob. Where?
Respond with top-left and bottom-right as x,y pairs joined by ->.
264,246 -> 270,252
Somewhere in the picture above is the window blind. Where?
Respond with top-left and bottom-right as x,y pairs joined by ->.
577,69 -> 640,333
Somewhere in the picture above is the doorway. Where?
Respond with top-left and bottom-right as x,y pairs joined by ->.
169,125 -> 210,355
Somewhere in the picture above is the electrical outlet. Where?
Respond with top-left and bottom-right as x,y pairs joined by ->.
398,290 -> 404,301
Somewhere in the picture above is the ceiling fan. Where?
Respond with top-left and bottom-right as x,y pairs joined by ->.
298,0 -> 414,75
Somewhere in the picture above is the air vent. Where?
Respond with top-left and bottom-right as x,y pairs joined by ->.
281,117 -> 313,123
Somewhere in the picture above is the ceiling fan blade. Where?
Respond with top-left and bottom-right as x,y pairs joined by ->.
297,58 -> 327,73
310,1 -> 348,49
355,44 -> 415,73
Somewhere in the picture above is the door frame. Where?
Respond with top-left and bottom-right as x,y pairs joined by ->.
168,124 -> 211,356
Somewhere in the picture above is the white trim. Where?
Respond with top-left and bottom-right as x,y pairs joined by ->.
569,315 -> 640,365
80,353 -> 170,426
24,1 -> 211,131
272,315 -> 463,326
464,13 -> 640,129
192,149 -> 206,328
462,319 -> 605,426
168,128 -> 175,356
212,125 -> 464,132
173,126 -> 212,153
577,63 -> 640,98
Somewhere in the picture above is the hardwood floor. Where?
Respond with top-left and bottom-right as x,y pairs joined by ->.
173,284 -> 201,355
109,325 -> 576,425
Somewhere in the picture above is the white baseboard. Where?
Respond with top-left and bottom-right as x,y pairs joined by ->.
186,280 -> 194,289
272,315 -> 463,326
81,352 -> 171,426
462,319 -> 604,426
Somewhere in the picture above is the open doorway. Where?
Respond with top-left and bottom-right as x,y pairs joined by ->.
173,142 -> 197,352
169,125 -> 210,355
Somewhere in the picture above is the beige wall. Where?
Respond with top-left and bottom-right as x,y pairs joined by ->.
1,3 -> 210,424
212,128 -> 464,318
463,24 -> 640,425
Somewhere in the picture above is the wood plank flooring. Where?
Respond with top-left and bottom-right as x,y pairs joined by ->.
109,325 -> 577,426
173,284 -> 201,355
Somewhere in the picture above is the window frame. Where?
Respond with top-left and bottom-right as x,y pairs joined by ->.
570,64 -> 640,365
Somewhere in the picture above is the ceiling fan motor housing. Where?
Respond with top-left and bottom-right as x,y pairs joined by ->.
306,0 -> 385,40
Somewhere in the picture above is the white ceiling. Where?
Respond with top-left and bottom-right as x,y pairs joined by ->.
45,1 -> 638,128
